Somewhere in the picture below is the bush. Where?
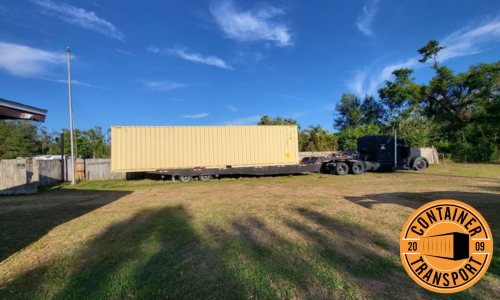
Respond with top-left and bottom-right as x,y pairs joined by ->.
449,138 -> 497,162
336,124 -> 383,151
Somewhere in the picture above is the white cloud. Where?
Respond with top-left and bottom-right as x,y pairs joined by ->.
347,58 -> 418,96
356,0 -> 379,36
211,0 -> 293,47
148,46 -> 232,69
0,42 -> 65,76
145,81 -> 187,91
116,49 -> 137,57
226,105 -> 239,112
45,78 -> 107,89
439,18 -> 500,61
223,115 -> 261,125
184,113 -> 209,118
346,18 -> 500,96
32,0 -> 124,40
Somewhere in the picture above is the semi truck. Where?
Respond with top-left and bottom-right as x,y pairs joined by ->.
111,126 -> 428,182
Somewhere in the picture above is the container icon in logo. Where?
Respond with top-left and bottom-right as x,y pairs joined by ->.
422,232 -> 469,260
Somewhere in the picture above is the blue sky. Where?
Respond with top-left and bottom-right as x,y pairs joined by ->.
1,0 -> 499,133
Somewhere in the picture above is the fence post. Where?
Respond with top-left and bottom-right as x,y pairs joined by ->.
60,132 -> 65,182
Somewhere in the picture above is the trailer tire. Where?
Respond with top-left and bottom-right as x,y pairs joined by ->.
178,175 -> 193,183
335,162 -> 349,175
414,158 -> 427,171
350,162 -> 365,175
199,175 -> 211,182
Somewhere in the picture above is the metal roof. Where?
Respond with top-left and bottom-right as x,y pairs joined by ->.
0,98 -> 48,122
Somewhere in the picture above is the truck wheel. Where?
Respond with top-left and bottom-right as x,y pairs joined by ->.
178,175 -> 193,183
335,162 -> 349,175
414,158 -> 427,171
350,162 -> 365,175
199,175 -> 211,182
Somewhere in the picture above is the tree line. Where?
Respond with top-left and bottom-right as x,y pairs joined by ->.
1,40 -> 498,161
332,40 -> 500,161
0,121 -> 110,159
258,40 -> 499,161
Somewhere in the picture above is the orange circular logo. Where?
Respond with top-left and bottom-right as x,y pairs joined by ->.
400,199 -> 493,293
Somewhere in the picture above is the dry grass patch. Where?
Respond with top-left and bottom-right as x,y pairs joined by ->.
0,163 -> 499,299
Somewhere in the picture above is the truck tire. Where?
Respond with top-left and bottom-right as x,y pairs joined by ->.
178,175 -> 193,183
350,162 -> 365,175
414,158 -> 427,171
335,162 -> 349,175
199,175 -> 211,182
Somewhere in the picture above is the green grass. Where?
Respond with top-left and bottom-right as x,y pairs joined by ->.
0,163 -> 499,299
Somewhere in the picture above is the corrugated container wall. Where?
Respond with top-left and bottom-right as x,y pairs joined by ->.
111,126 -> 299,173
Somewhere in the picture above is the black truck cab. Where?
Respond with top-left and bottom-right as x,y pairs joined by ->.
357,135 -> 428,171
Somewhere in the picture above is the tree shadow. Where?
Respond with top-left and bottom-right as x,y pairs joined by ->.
288,208 -> 489,299
0,206 -> 249,300
344,191 -> 499,211
204,216 -> 353,299
0,203 -> 495,299
0,189 -> 131,262
345,190 -> 500,288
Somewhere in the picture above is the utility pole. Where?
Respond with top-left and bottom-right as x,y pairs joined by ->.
67,47 -> 75,185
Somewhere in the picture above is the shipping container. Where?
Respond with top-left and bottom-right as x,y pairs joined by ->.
422,232 -> 469,260
111,126 -> 299,173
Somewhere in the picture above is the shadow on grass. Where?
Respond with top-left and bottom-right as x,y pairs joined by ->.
345,190 -> 500,294
0,189 -> 131,262
0,203 -> 494,299
344,191 -> 499,211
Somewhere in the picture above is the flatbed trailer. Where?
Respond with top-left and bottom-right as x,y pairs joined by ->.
148,163 -> 323,182
147,134 -> 429,183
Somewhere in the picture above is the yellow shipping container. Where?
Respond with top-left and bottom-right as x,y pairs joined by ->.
111,126 -> 299,173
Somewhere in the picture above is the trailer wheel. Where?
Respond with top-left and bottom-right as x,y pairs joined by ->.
350,162 -> 365,175
414,158 -> 427,171
199,175 -> 211,182
178,175 -> 193,183
335,162 -> 349,175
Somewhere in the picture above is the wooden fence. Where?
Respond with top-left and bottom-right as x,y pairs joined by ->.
38,160 -> 63,186
54,158 -> 139,182
0,159 -> 38,195
1,158 -> 145,194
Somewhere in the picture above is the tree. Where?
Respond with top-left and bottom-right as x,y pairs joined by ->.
418,40 -> 446,66
395,111 -> 441,147
258,115 -> 273,125
333,93 -> 363,130
258,115 -> 301,130
300,125 -> 337,151
378,68 -> 422,113
37,126 -> 53,155
0,120 -> 41,159
77,126 -> 110,158
336,124 -> 383,151
360,94 -> 387,125
377,39 -> 500,160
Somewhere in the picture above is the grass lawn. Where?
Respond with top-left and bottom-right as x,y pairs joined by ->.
0,163 -> 499,299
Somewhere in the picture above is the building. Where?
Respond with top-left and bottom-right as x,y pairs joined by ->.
0,98 -> 48,122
